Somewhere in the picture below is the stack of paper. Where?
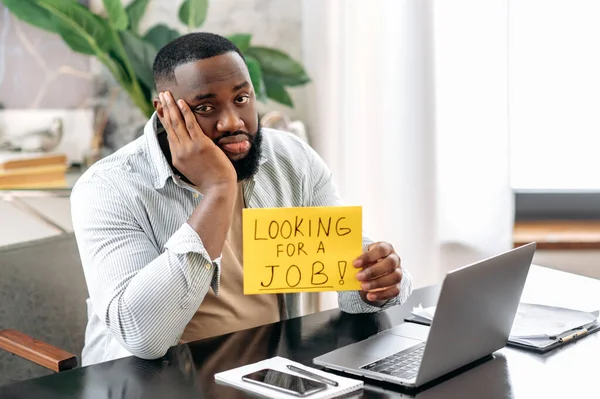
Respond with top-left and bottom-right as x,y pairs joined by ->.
215,356 -> 363,399
410,303 -> 599,348
509,303 -> 598,347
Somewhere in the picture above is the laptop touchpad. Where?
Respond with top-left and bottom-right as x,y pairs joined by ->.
352,334 -> 422,358
386,322 -> 430,341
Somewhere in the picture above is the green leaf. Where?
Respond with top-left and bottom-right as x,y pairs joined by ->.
227,33 -> 252,52
245,46 -> 309,86
264,75 -> 294,107
245,56 -> 266,103
137,79 -> 154,108
178,0 -> 208,30
262,72 -> 310,87
119,30 -> 158,93
38,0 -> 111,55
0,0 -> 57,33
52,17 -> 96,54
106,50 -> 132,85
125,0 -> 150,34
110,50 -> 154,117
143,24 -> 181,51
102,0 -> 128,31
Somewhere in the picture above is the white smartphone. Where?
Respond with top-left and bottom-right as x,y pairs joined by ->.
241,368 -> 328,397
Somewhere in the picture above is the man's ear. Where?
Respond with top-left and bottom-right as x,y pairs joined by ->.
153,98 -> 164,118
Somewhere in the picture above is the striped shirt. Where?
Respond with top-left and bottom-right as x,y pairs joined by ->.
71,113 -> 413,366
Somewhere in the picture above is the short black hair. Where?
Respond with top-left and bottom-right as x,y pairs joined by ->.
152,32 -> 245,86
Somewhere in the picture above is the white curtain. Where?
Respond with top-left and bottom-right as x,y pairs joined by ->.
302,0 -> 513,311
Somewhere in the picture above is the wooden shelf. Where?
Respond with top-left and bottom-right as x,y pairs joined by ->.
514,220 -> 600,250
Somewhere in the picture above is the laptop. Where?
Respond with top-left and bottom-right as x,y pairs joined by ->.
313,242 -> 536,389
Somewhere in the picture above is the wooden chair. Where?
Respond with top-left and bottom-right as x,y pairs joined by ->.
0,234 -> 88,386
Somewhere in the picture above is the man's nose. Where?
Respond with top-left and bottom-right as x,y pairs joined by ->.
217,108 -> 244,133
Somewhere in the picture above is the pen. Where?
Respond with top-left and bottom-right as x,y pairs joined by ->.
559,327 -> 588,343
287,365 -> 339,387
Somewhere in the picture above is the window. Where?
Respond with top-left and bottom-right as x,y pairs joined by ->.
509,0 -> 600,191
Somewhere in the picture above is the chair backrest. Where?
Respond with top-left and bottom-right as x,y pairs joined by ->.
0,234 -> 88,386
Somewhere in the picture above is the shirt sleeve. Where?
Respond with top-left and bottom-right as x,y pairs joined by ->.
71,175 -> 220,359
304,142 -> 413,313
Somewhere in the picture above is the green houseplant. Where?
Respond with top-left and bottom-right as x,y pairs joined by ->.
0,0 -> 310,118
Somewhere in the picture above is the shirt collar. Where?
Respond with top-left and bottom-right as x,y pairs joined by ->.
144,112 -> 269,190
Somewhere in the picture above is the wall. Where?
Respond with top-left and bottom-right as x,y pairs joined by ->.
0,5 -> 93,109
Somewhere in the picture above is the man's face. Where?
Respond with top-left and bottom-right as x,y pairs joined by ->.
154,51 -> 261,181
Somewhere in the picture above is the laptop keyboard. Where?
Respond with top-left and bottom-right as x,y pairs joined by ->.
360,343 -> 426,380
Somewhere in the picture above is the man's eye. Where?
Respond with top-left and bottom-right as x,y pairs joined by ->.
195,105 -> 214,113
235,96 -> 249,104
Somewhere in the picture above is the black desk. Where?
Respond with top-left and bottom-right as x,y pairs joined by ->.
2,265 -> 600,398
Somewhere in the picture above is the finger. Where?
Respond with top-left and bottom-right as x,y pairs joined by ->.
366,285 -> 400,302
353,242 -> 394,268
158,92 -> 180,144
164,91 -> 191,141
356,253 -> 400,281
177,99 -> 207,140
360,268 -> 402,291
157,92 -> 179,143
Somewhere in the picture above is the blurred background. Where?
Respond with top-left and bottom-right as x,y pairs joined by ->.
1,0 -> 600,311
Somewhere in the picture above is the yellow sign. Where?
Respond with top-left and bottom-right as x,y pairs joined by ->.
242,206 -> 363,294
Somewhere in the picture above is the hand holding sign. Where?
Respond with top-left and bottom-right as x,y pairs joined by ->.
354,242 -> 403,302
243,206 -> 362,294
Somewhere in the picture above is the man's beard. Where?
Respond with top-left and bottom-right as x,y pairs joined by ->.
214,124 -> 263,182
